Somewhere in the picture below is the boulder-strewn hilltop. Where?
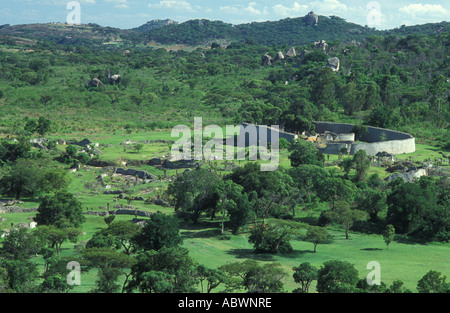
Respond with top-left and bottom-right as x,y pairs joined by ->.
1,14 -> 448,47
131,19 -> 178,32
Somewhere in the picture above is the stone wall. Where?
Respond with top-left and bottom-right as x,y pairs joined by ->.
238,123 -> 298,146
313,121 -> 415,156
234,121 -> 415,156
84,209 -> 153,218
0,207 -> 37,214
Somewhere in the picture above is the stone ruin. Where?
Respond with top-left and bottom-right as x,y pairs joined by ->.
312,121 -> 415,157
313,40 -> 328,51
327,57 -> 340,72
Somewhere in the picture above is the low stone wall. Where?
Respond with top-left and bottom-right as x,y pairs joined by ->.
84,209 -> 153,218
313,121 -> 415,156
237,123 -> 298,146
0,207 -> 38,214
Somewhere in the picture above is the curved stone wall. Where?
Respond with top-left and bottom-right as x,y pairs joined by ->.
313,121 -> 415,156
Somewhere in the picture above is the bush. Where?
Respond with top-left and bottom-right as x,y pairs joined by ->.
218,231 -> 232,240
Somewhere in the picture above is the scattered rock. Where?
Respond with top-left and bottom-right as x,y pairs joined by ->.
148,158 -> 163,166
286,47 -> 296,57
327,57 -> 340,72
163,159 -> 199,169
103,190 -> 123,195
314,40 -> 328,51
275,51 -> 285,60
385,168 -> 427,183
108,74 -> 121,85
88,78 -> 104,88
115,167 -> 157,180
261,53 -> 273,66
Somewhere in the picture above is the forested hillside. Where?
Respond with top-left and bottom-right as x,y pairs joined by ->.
139,15 -> 449,46
0,23 -> 448,145
1,14 -> 449,47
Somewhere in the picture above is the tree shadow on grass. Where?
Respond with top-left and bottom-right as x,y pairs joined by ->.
226,248 -> 276,261
360,248 -> 383,251
181,229 -> 222,239
226,248 -> 316,261
279,249 -> 316,259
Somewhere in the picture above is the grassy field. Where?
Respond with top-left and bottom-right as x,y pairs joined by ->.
0,130 -> 448,293
2,209 -> 448,293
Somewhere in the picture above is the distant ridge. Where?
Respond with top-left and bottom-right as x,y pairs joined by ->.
136,14 -> 449,46
0,12 -> 448,47
131,19 -> 178,32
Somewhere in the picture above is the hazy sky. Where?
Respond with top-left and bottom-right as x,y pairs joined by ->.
1,0 -> 449,30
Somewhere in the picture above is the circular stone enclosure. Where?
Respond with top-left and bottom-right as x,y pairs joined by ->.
313,121 -> 415,156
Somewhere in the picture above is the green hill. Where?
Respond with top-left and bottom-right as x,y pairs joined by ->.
1,13 -> 448,47
138,14 -> 450,46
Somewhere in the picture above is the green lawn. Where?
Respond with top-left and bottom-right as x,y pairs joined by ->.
1,209 -> 448,293
179,218 -> 450,293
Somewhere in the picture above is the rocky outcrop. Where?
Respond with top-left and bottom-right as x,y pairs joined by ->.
88,78 -> 104,88
108,74 -> 121,85
75,138 -> 92,146
314,40 -> 328,51
327,57 -> 340,72
115,167 -> 157,180
103,190 -> 123,195
286,47 -> 296,57
275,51 -> 285,60
305,11 -> 319,25
163,159 -> 200,169
385,168 -> 428,183
261,53 -> 273,66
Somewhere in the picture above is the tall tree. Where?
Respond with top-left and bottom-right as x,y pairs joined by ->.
304,225 -> 332,252
383,224 -> 395,250
36,225 -> 82,256
356,187 -> 387,222
428,74 -> 449,128
248,219 -> 304,254
310,66 -> 337,111
126,247 -> 198,293
34,191 -> 86,228
81,247 -> 135,293
243,262 -> 286,293
131,211 -> 183,252
100,220 -> 141,255
288,139 -> 324,167
323,201 -> 368,239
0,227 -> 42,260
417,270 -> 449,293
167,168 -> 222,223
218,180 -> 254,234
292,262 -> 318,293
289,164 -> 330,201
353,149 -> 371,181
316,260 -> 359,293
